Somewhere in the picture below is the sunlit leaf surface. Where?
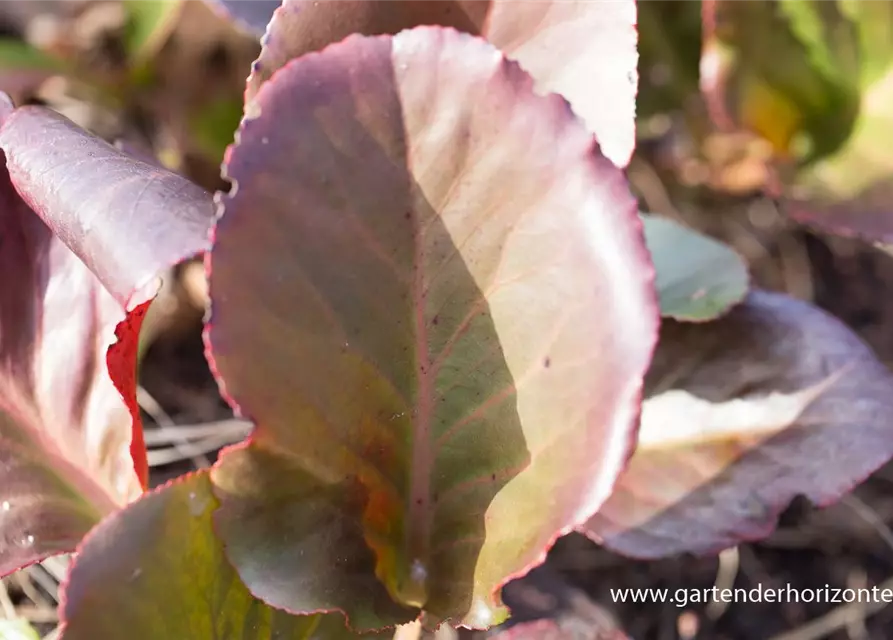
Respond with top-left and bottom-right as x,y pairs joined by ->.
207,27 -> 657,629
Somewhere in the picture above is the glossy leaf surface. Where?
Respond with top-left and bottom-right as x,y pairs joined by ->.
583,290 -> 893,558
60,471 -> 371,639
703,0 -> 893,241
208,28 -> 657,628
0,109 -> 140,576
0,101 -> 215,310
642,213 -> 748,321
246,0 -> 638,167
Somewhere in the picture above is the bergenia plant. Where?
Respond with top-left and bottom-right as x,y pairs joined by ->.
2,1 -> 893,638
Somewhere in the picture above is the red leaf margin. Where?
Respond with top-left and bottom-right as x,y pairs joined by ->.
0,94 -> 216,491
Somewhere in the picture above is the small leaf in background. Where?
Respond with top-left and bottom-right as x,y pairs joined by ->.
0,38 -> 65,96
786,63 -> 893,242
702,0 -> 859,160
207,27 -> 656,628
0,104 -> 141,576
60,471 -> 372,639
702,0 -> 893,243
582,290 -> 893,558
0,619 -> 39,640
123,0 -> 183,63
641,213 -> 749,321
246,0 -> 638,168
188,96 -> 244,163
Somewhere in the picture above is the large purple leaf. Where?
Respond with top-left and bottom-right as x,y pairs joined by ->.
207,27 -> 657,629
583,290 -> 893,558
245,0 -> 638,168
0,101 -> 141,577
60,471 -> 375,639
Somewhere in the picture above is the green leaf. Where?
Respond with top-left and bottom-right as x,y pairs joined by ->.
703,0 -> 859,160
189,96 -> 243,162
206,27 -> 657,629
60,471 -> 372,639
124,0 -> 182,62
784,0 -> 893,242
642,213 -> 749,321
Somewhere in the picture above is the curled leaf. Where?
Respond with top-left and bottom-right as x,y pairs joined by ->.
642,213 -> 749,321
207,27 -> 656,628
583,290 -> 893,558
0,100 -> 215,310
0,95 -> 216,493
246,0 -> 638,167
59,471 -> 372,639
0,143 -> 139,576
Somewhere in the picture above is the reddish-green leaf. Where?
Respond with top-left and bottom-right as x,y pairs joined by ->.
583,290 -> 893,558
207,27 -> 657,628
0,112 -> 140,575
60,471 -> 373,639
246,0 -> 638,168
